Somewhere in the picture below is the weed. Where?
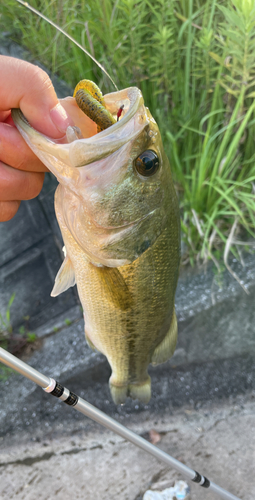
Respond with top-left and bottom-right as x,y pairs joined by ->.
26,332 -> 37,343
0,365 -> 14,382
18,325 -> 26,335
0,293 -> 15,348
0,294 -> 37,355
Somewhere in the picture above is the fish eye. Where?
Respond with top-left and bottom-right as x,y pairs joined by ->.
134,150 -> 160,177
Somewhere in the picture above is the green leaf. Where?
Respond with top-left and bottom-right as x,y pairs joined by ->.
209,52 -> 225,66
27,332 -> 37,343
8,293 -> 15,308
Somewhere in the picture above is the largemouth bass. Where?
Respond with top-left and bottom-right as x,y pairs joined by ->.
12,85 -> 180,404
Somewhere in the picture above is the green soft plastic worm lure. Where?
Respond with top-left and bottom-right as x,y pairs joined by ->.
73,79 -> 116,133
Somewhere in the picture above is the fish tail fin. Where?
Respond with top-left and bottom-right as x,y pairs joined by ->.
128,376 -> 151,404
109,376 -> 151,405
109,383 -> 128,405
151,309 -> 178,366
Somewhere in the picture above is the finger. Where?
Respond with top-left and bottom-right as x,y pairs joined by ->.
0,56 -> 73,137
0,161 -> 45,201
0,110 -> 11,122
0,201 -> 20,222
0,122 -> 48,172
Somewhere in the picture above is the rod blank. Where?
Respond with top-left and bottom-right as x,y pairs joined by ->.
0,346 -> 50,387
0,347 -> 241,500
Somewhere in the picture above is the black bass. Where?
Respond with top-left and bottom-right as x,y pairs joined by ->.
12,84 -> 180,404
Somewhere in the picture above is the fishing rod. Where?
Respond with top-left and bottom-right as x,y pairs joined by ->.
15,0 -> 118,91
0,347 -> 241,500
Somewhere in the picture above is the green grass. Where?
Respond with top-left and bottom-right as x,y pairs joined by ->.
0,293 -> 15,348
0,294 -> 37,355
1,0 -> 255,268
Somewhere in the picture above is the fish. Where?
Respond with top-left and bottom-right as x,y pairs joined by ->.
12,78 -> 180,406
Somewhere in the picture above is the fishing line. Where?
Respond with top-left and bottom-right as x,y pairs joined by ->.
0,347 -> 241,500
15,0 -> 119,91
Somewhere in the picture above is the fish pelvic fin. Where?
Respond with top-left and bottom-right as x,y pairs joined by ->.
109,376 -> 151,405
85,332 -> 100,352
51,256 -> 76,297
151,309 -> 178,366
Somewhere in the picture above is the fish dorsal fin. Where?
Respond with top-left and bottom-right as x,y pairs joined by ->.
51,255 -> 76,297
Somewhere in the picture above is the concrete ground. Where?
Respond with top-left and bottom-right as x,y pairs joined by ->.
0,391 -> 254,500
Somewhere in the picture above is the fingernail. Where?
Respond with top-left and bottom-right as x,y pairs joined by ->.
50,103 -> 73,133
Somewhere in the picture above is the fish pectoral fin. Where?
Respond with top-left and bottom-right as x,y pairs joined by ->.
51,256 -> 76,297
151,309 -> 178,366
95,266 -> 132,311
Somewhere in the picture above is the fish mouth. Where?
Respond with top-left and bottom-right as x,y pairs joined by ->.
11,86 -> 148,170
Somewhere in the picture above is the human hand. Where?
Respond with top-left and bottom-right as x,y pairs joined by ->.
0,56 -> 73,221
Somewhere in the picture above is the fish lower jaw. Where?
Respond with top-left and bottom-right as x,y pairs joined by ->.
109,375 -> 151,405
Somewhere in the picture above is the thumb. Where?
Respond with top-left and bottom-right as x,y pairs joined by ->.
0,56 -> 73,137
